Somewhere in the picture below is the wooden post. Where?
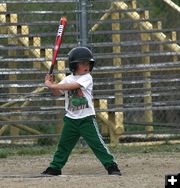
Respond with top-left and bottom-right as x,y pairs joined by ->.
32,37 -> 41,70
153,21 -> 164,52
99,99 -> 109,136
170,31 -> 178,62
7,14 -> 20,140
94,99 -> 109,137
108,112 -> 120,146
45,48 -> 53,70
0,4 -> 7,34
94,98 -> 122,145
0,4 -> 8,135
110,10 -> 124,145
131,0 -> 138,29
57,60 -> 66,80
131,0 -> 137,9
140,11 -> 154,137
20,25 -> 30,56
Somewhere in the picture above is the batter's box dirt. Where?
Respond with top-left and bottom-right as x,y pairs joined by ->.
0,153 -> 179,188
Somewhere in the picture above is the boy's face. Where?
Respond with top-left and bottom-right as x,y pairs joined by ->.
75,62 -> 90,75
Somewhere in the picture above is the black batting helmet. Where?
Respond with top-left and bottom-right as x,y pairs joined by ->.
68,47 -> 95,72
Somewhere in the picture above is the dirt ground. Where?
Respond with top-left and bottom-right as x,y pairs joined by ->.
0,152 -> 179,188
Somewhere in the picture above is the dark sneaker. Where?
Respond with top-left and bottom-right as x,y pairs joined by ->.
106,162 -> 121,176
41,167 -> 61,176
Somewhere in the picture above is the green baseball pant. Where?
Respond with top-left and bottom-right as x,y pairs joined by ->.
50,115 -> 115,170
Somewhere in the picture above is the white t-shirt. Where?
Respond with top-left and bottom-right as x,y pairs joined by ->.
59,73 -> 95,119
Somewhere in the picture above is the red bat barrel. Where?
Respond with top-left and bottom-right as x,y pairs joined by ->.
49,17 -> 67,74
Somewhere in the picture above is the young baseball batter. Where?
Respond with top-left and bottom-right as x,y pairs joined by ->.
42,47 -> 121,176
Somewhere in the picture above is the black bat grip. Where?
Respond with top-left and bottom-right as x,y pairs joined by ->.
49,64 -> 54,75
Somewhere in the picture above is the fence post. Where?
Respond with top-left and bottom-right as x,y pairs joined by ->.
79,0 -> 88,47
153,21 -> 164,52
170,31 -> 178,62
0,3 -> 8,135
20,25 -> 30,56
140,11 -> 154,137
99,99 -> 109,136
0,4 -> 7,33
7,14 -> 20,141
32,37 -> 41,70
110,9 -> 124,145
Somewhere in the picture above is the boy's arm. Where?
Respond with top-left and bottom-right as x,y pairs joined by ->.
45,74 -> 81,91
44,74 -> 63,96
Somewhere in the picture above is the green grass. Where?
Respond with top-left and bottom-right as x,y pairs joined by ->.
0,149 -> 8,158
109,143 -> 180,154
0,143 -> 179,159
0,145 -> 56,158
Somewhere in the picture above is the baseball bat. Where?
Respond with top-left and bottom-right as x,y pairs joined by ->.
49,17 -> 67,74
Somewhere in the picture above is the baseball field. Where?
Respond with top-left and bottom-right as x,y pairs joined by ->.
0,143 -> 179,188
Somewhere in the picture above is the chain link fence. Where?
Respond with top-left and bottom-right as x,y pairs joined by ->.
0,0 -> 180,144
